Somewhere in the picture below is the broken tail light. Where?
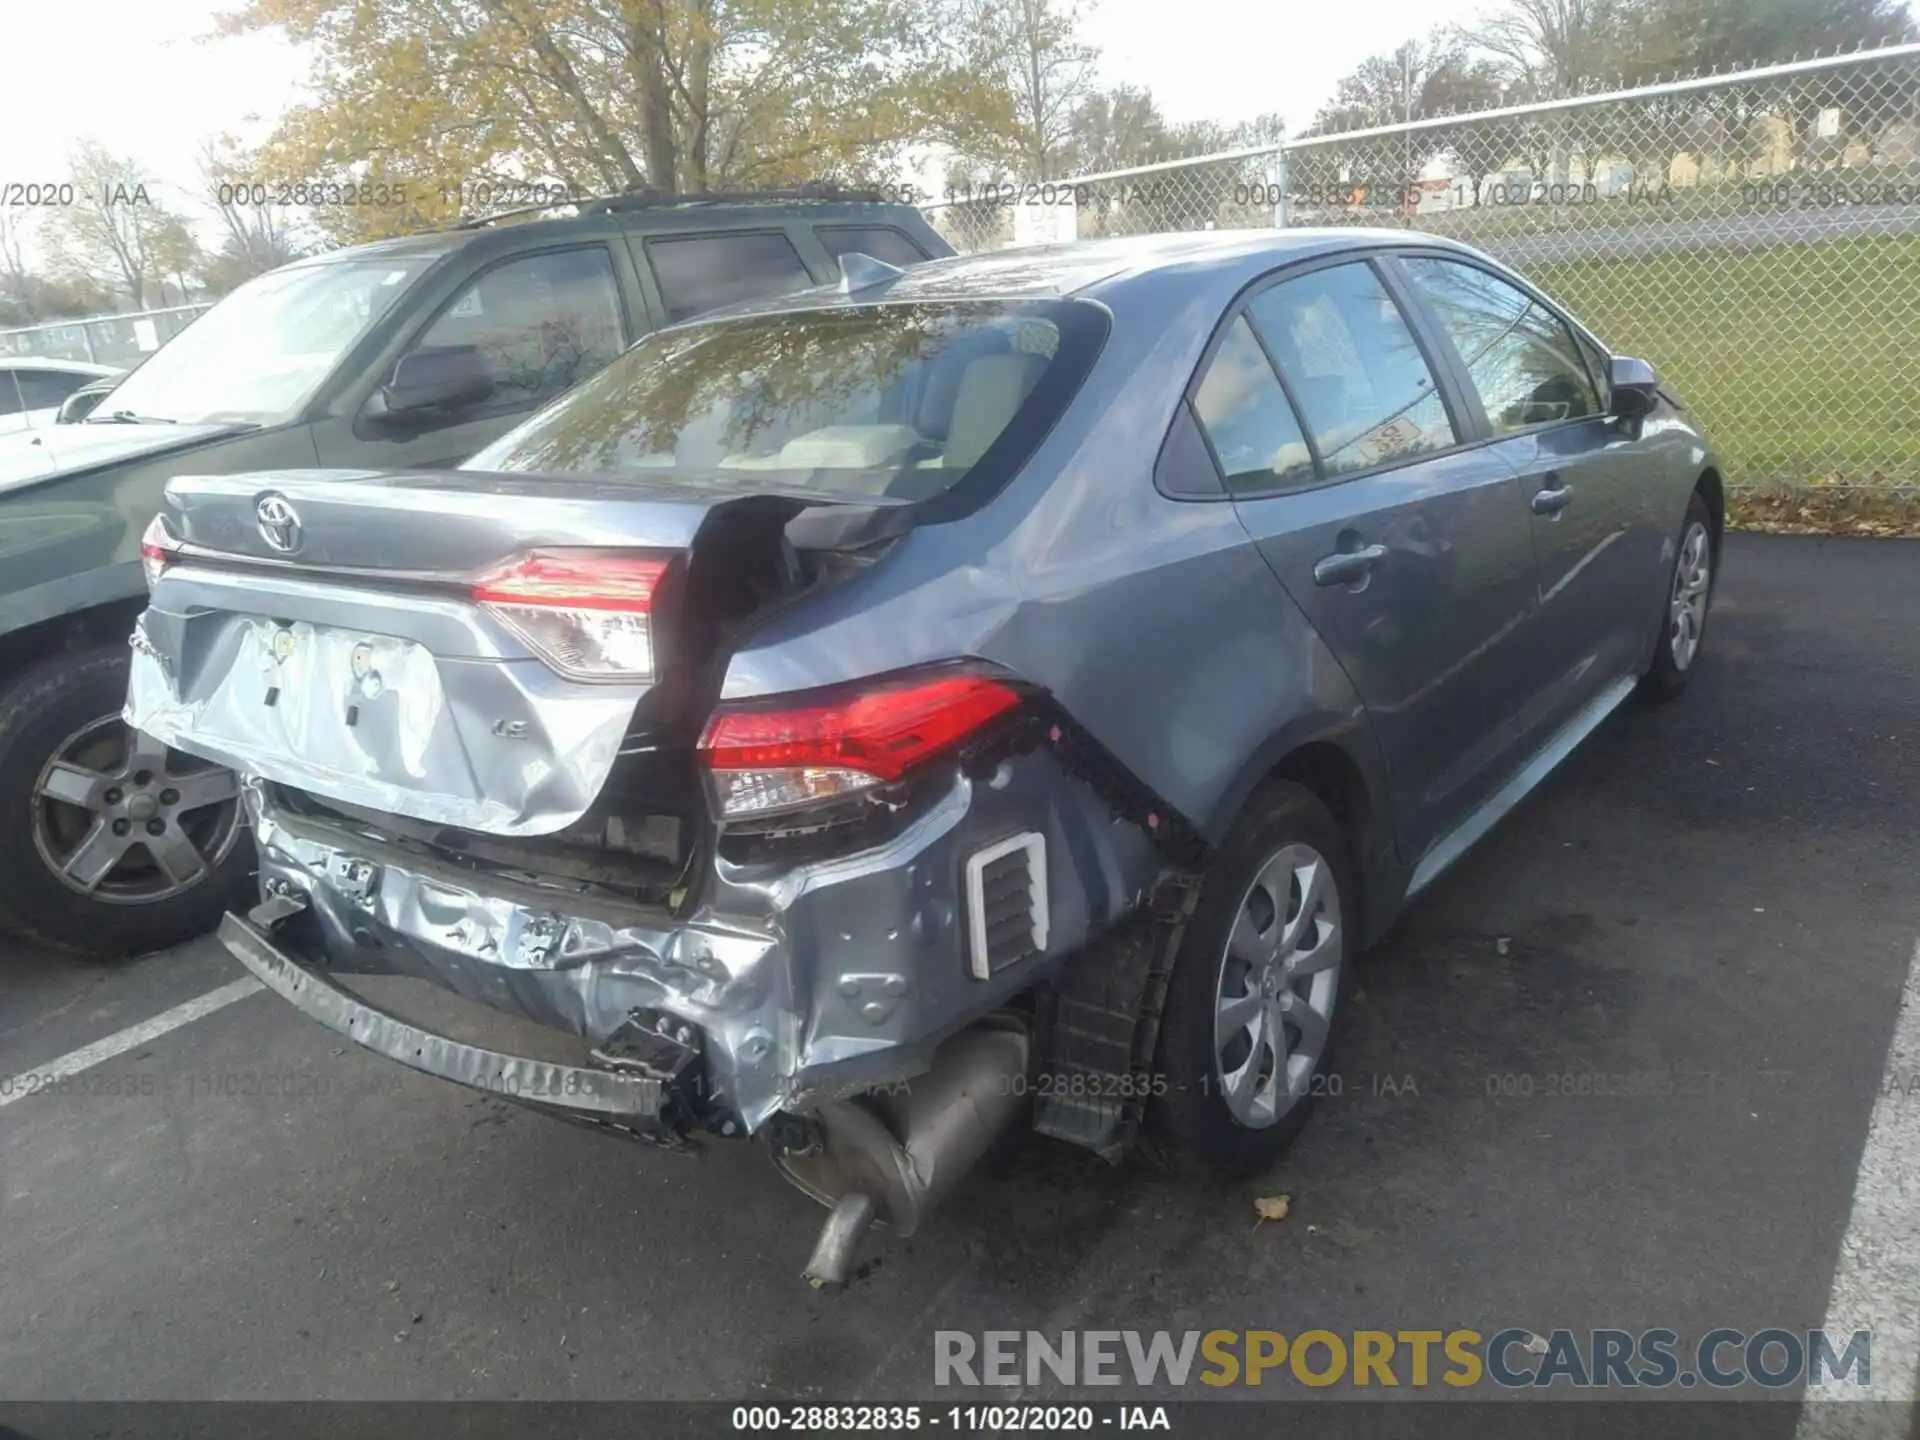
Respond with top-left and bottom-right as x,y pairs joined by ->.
472,550 -> 671,682
140,513 -> 178,589
699,670 -> 1024,820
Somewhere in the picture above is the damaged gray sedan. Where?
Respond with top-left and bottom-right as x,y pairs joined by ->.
126,230 -> 1723,1282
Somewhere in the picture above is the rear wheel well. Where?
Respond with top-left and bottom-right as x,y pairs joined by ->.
1264,740 -> 1373,908
0,601 -> 145,685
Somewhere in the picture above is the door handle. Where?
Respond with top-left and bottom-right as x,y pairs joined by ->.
1313,542 -> 1388,587
1531,481 -> 1574,515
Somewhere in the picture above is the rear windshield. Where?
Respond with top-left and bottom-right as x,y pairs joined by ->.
463,300 -> 1107,505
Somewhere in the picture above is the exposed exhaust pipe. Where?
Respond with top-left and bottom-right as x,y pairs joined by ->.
804,1192 -> 881,1288
778,1020 -> 1031,1288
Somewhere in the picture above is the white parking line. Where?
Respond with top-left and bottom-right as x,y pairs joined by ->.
1797,937 -> 1920,1435
0,976 -> 263,1109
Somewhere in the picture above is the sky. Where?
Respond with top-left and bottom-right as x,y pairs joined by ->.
0,0 -> 1538,263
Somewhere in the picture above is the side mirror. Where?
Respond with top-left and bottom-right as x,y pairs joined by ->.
1608,355 -> 1660,420
381,344 -> 494,416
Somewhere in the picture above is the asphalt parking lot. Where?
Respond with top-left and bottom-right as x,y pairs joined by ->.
2,532 -> 1917,1429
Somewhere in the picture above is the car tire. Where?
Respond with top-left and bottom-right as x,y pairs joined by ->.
0,643 -> 253,959
1640,491 -> 1717,703
1147,779 -> 1355,1178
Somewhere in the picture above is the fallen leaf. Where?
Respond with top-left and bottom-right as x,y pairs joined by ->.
1253,1194 -> 1292,1231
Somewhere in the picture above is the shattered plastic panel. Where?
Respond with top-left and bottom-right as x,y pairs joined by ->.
243,741 -> 1161,1131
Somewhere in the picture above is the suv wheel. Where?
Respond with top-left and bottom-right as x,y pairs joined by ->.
0,644 -> 253,958
1149,780 -> 1354,1177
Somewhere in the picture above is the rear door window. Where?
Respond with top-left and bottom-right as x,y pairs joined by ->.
644,232 -> 815,323
1399,257 -> 1601,433
815,226 -> 931,268
1245,261 -> 1458,478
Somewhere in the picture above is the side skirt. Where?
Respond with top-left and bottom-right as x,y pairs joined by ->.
1405,674 -> 1638,900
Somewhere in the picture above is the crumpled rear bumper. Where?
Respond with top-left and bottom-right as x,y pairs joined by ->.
232,751 -> 1161,1133
221,907 -> 672,1126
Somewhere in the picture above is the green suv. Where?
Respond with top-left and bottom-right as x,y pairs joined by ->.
0,188 -> 953,957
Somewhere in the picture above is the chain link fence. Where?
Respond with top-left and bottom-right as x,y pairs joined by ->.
925,44 -> 1920,495
0,303 -> 213,368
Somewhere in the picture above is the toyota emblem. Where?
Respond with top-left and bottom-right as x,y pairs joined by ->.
256,493 -> 302,553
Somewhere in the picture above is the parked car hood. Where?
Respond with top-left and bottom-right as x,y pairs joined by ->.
0,420 -> 257,496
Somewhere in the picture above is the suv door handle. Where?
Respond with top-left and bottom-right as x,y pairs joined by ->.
1531,481 -> 1574,515
1313,543 -> 1388,587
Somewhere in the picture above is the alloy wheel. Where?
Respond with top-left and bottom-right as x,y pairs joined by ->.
1212,841 -> 1344,1129
1669,520 -> 1711,671
30,718 -> 243,905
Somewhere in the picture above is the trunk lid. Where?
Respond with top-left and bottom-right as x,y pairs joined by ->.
161,467 -> 742,576
127,467 -> 905,840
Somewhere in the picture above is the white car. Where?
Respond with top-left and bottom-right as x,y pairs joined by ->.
0,358 -> 123,436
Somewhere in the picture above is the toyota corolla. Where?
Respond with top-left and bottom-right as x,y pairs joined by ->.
125,230 -> 1722,1283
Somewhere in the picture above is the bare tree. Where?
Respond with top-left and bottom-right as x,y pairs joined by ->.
1455,0 -> 1635,99
43,141 -> 200,308
198,137 -> 305,287
0,211 -> 37,323
973,0 -> 1099,178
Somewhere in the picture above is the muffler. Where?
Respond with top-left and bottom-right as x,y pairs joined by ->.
777,1020 -> 1030,1287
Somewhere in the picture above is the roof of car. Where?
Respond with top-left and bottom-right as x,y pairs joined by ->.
297,196 -> 940,271
679,228 -> 1483,326
0,357 -> 122,377
895,228 -> 1482,299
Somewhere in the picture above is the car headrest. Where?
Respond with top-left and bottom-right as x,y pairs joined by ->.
943,353 -> 1044,471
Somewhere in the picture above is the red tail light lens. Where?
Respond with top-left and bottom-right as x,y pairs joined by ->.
472,550 -> 670,681
140,513 -> 178,589
699,671 -> 1024,818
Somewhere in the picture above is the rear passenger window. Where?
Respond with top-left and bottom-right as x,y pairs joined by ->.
1246,262 -> 1458,478
1400,257 -> 1601,433
646,232 -> 813,323
816,226 -> 931,268
1191,317 -> 1316,495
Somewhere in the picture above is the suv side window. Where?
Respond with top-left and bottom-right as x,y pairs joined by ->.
816,225 -> 931,268
404,246 -> 626,410
1400,257 -> 1601,433
16,369 -> 90,410
1246,261 -> 1458,478
1190,316 -> 1316,495
645,232 -> 813,324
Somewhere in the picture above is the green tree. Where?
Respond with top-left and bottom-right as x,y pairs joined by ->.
219,0 -> 1021,243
